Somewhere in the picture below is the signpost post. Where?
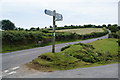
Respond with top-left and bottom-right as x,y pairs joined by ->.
52,10 -> 56,53
44,9 -> 63,53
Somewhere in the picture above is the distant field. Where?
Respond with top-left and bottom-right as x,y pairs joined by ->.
56,28 -> 104,35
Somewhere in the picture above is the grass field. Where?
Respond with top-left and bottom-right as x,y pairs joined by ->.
89,38 -> 118,55
27,38 -> 118,71
56,28 -> 104,35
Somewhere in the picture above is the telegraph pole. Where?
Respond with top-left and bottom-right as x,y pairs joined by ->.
52,10 -> 56,53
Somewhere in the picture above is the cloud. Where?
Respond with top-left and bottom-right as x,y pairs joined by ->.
1,0 -> 119,29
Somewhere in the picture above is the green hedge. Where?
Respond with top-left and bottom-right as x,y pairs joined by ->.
2,31 -> 50,45
2,28 -> 108,46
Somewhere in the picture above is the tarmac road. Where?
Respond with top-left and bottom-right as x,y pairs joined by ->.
10,63 -> 118,78
1,34 -> 109,70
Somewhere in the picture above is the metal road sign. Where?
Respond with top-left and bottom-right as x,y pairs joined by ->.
44,9 -> 55,16
55,13 -> 63,21
44,9 -> 63,21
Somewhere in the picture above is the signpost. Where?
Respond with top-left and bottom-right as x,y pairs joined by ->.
55,13 -> 63,21
44,9 -> 63,53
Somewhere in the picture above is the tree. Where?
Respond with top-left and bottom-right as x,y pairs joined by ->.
102,24 -> 106,27
14,27 -> 18,30
30,27 -> 36,31
64,25 -> 67,27
83,24 -> 93,28
25,29 -> 29,31
116,30 -> 120,38
17,27 -> 24,30
49,26 -> 52,28
108,26 -> 119,32
36,27 -> 40,30
97,25 -> 102,28
0,20 -> 16,30
112,24 -> 118,27
108,24 -> 111,27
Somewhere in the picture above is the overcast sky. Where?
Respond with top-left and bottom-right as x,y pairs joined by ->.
0,0 -> 119,29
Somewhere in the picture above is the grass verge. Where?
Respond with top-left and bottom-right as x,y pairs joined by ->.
27,38 -> 119,72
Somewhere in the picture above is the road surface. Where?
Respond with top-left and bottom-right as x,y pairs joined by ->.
6,63 -> 118,78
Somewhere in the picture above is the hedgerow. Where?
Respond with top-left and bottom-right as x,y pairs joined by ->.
2,28 -> 108,46
2,31 -> 50,45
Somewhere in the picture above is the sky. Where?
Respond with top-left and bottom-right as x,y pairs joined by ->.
0,0 -> 119,29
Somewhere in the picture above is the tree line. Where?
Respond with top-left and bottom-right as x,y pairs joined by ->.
0,20 -> 119,33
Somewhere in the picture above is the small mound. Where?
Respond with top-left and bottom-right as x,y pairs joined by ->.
27,39 -> 118,71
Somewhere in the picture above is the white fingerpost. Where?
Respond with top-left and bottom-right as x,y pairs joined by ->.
44,9 -> 63,53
